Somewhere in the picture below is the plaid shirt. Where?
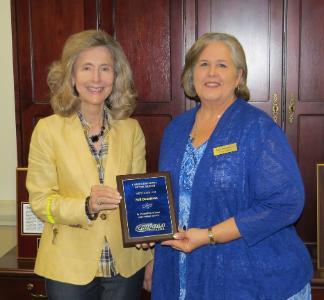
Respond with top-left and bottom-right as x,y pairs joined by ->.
77,108 -> 117,277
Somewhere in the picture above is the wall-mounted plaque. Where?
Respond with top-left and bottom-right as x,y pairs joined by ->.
117,172 -> 177,247
17,168 -> 43,259
22,203 -> 44,234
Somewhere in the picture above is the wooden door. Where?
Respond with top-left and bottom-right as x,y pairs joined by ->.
286,0 -> 324,245
195,0 -> 324,246
12,1 -> 187,298
196,0 -> 284,124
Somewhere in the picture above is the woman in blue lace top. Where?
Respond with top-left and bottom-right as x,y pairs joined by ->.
152,33 -> 313,300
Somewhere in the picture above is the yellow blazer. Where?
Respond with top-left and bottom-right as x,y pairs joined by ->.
26,113 -> 153,285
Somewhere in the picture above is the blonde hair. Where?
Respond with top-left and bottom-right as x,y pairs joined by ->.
48,30 -> 136,119
181,32 -> 250,101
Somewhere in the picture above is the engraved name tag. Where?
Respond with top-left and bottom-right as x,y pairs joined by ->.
213,143 -> 238,156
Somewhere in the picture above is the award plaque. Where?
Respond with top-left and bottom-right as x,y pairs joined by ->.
116,172 -> 177,246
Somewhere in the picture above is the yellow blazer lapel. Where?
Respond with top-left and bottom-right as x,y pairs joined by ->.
104,119 -> 122,188
67,114 -> 99,188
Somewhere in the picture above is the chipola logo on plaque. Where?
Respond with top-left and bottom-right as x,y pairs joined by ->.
117,172 -> 177,247
135,223 -> 166,233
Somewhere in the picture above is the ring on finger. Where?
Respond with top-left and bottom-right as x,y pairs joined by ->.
96,198 -> 102,205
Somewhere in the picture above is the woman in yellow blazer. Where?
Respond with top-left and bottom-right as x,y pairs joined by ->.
26,30 -> 153,300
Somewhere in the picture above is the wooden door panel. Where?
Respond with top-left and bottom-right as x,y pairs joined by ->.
115,0 -> 171,102
100,0 -> 185,171
286,0 -> 324,243
12,0 -> 99,166
297,116 -> 324,242
134,115 -> 172,172
197,0 -> 283,124
299,0 -> 324,101
111,0 -> 185,113
29,0 -> 89,101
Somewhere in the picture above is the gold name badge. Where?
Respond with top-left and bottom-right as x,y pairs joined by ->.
213,143 -> 238,156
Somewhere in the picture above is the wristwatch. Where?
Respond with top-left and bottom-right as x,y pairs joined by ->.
208,227 -> 216,244
85,196 -> 98,221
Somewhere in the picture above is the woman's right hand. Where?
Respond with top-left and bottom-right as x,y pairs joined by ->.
88,185 -> 121,213
161,228 -> 209,253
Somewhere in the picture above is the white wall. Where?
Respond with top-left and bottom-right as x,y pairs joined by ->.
0,0 -> 17,226
0,0 -> 17,200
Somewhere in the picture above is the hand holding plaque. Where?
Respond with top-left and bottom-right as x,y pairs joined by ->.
116,172 -> 177,247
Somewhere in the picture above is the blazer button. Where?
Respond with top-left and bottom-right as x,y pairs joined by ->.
100,214 -> 107,220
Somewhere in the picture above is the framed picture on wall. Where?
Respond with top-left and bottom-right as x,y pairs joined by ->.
16,168 -> 43,259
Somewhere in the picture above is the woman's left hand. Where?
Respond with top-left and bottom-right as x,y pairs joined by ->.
89,185 -> 121,213
143,260 -> 154,292
161,228 -> 209,253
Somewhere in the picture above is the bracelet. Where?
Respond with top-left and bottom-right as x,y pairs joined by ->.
85,196 -> 98,221
208,227 -> 216,244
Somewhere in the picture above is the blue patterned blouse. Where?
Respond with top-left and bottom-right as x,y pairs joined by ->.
178,138 -> 207,300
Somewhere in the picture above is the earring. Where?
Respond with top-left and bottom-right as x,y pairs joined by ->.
236,85 -> 240,93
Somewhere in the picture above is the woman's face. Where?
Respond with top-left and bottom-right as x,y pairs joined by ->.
73,46 -> 114,110
193,41 -> 242,105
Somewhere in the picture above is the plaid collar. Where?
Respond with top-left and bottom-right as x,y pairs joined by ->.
77,105 -> 110,137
